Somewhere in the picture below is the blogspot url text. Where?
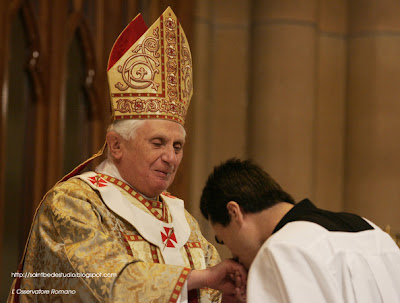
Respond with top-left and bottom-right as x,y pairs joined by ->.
11,272 -> 117,279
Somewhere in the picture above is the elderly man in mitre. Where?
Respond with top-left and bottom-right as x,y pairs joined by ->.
9,7 -> 246,303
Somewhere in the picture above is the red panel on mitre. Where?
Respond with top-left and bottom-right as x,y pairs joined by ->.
107,14 -> 148,71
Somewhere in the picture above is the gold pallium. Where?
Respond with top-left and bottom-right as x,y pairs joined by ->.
107,7 -> 193,125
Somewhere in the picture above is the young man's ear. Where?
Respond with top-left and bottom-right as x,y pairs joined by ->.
106,131 -> 123,160
227,201 -> 244,226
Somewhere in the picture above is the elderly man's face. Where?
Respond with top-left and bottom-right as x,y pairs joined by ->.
119,120 -> 185,198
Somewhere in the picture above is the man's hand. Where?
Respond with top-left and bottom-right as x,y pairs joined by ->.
187,259 -> 247,302
220,269 -> 246,303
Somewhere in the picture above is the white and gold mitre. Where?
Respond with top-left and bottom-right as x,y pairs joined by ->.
107,7 -> 193,125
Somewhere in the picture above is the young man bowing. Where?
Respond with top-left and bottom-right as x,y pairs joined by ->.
200,158 -> 400,303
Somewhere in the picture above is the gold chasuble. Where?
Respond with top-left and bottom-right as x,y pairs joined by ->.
15,167 -> 221,302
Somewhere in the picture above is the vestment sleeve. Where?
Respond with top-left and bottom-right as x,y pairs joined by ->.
247,239 -> 341,303
21,179 -> 191,302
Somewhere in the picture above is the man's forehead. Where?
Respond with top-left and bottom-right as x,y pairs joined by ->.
139,120 -> 186,138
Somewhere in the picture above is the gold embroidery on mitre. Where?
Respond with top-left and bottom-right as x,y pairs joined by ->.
107,7 -> 193,125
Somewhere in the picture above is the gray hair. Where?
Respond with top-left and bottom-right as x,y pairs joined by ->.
106,119 -> 186,159
107,119 -> 147,141
106,119 -> 146,160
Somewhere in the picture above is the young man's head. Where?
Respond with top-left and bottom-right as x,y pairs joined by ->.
200,158 -> 294,225
200,158 -> 295,268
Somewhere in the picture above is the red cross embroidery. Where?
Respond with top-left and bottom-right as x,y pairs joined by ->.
87,176 -> 108,187
161,227 -> 177,248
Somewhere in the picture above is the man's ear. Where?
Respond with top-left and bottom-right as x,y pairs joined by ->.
106,131 -> 123,160
227,201 -> 244,226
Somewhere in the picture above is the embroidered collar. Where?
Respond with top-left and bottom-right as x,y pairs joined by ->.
98,173 -> 168,221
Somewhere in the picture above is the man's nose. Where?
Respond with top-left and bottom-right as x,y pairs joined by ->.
161,145 -> 177,164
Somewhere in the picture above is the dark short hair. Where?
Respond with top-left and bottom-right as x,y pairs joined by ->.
200,158 -> 295,226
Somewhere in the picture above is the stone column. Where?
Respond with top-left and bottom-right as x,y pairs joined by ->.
248,0 -> 318,202
313,0 -> 347,211
346,0 -> 400,231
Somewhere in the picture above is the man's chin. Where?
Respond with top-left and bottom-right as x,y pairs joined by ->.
148,182 -> 171,196
146,175 -> 175,195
